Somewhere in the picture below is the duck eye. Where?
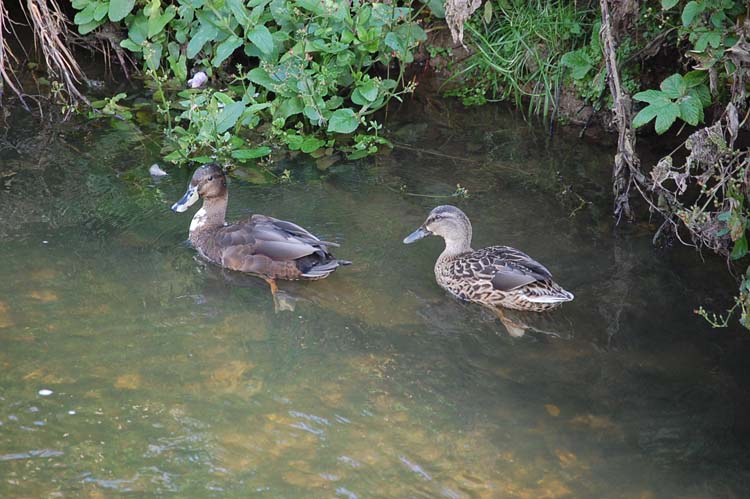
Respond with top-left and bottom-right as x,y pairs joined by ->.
207,176 -> 213,181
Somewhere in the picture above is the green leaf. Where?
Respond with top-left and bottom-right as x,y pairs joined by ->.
424,0 -> 445,18
633,104 -> 660,129
163,150 -> 185,163
300,136 -> 325,153
277,97 -> 303,119
661,0 -> 679,9
327,108 -> 359,134
168,54 -> 188,82
561,50 -> 593,80
78,20 -> 104,35
655,102 -> 681,134
145,42 -> 163,71
248,68 -> 276,90
212,35 -> 243,67
683,70 -> 706,88
148,6 -> 176,38
384,32 -> 405,55
120,39 -> 141,52
483,1 -> 493,23
633,89 -> 670,105
109,0 -> 135,22
731,235 -> 748,260
285,134 -> 304,150
74,4 -> 96,25
681,1 -> 703,27
679,95 -> 703,126
93,2 -> 109,21
216,101 -> 246,133
303,106 -> 324,124
326,95 -> 344,110
232,146 -> 272,159
347,149 -> 371,160
227,0 -> 252,28
689,85 -> 711,107
424,0 -> 445,17
127,12 -> 149,44
248,25 -> 274,55
296,0 -> 326,16
706,31 -> 722,48
357,80 -> 379,102
187,22 -> 219,58
660,74 -> 687,99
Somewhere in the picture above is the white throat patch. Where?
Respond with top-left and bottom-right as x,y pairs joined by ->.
189,207 -> 208,233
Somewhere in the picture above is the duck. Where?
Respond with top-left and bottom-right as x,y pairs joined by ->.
171,164 -> 350,304
403,205 -> 573,312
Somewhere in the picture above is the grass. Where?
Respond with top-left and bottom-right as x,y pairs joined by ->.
448,0 -> 591,119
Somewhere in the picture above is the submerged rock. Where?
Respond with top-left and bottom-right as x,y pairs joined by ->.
149,164 -> 168,177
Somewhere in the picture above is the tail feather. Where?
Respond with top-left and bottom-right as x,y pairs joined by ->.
525,288 -> 574,304
300,259 -> 351,278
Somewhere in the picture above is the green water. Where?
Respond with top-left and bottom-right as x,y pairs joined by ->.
1,103 -> 749,498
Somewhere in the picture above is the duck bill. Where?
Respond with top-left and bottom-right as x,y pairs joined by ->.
403,226 -> 432,244
171,185 -> 199,213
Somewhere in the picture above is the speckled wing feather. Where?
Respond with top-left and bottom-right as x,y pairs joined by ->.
471,246 -> 554,291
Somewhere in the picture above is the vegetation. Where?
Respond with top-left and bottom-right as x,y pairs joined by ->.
448,0 -> 589,117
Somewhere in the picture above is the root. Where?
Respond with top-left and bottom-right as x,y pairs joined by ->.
0,0 -> 27,108
1,0 -> 91,108
23,0 -> 89,105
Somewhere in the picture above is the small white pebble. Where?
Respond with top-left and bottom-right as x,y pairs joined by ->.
149,163 -> 168,177
68,410 -> 76,415
38,389 -> 53,396
42,240 -> 48,244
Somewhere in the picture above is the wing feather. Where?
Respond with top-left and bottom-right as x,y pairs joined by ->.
214,214 -> 334,264
465,246 -> 554,291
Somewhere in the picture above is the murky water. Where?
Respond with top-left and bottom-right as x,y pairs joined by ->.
2,102 -> 750,497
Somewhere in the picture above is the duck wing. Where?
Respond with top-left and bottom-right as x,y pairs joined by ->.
215,214 -> 333,263
472,246 -> 553,291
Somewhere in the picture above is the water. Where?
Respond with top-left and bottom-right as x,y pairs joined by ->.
2,102 -> 749,497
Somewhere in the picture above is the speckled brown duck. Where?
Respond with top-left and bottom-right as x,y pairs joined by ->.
403,205 -> 573,312
171,164 -> 350,303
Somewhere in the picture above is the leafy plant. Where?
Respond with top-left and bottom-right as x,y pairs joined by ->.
632,72 -> 710,134
71,0 -> 427,166
560,21 -> 606,106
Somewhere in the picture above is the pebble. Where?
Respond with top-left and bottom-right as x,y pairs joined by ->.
149,164 -> 168,177
187,71 -> 208,89
68,410 -> 76,415
38,389 -> 53,396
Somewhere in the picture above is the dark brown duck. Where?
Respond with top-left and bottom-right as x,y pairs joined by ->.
171,164 -> 350,293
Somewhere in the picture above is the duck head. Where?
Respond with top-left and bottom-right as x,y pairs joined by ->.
403,205 -> 473,254
171,163 -> 227,213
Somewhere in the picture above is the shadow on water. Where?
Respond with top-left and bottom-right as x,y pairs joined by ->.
1,101 -> 750,497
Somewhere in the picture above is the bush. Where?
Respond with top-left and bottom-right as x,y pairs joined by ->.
72,0 -> 427,166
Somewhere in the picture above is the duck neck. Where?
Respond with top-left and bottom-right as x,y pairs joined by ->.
438,233 -> 473,261
189,193 -> 227,237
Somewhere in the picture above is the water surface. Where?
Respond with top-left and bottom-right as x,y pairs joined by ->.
1,102 -> 749,497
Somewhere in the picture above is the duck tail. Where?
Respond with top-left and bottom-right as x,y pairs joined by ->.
524,285 -> 574,304
300,259 -> 351,279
